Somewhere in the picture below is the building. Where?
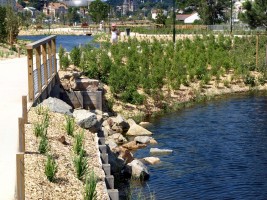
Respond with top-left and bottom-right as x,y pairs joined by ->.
122,0 -> 137,15
176,12 -> 200,24
58,0 -> 92,7
43,2 -> 68,17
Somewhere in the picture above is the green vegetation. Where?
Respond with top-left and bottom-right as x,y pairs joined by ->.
73,150 -> 88,180
73,131 -> 85,155
84,171 -> 97,200
34,123 -> 46,137
45,155 -> 58,182
77,34 -> 267,107
38,135 -> 49,154
65,115 -> 75,136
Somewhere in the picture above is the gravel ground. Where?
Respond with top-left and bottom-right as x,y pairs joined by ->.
24,107 -> 109,200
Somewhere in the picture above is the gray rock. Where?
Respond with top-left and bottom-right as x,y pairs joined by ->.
127,118 -> 136,127
134,136 -> 152,144
126,124 -> 153,136
127,159 -> 150,180
105,139 -> 118,150
73,109 -> 99,132
115,114 -> 130,131
150,148 -> 173,155
40,97 -> 73,116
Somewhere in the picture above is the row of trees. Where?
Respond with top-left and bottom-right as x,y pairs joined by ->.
178,0 -> 267,29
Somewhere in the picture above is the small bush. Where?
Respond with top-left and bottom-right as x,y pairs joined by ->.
59,45 -> 65,69
45,155 -> 57,182
38,135 -> 48,154
70,46 -> 81,67
73,131 -> 84,155
65,115 -> 75,136
61,55 -> 70,70
73,151 -> 88,180
33,123 -> 45,137
84,171 -> 97,200
244,75 -> 256,87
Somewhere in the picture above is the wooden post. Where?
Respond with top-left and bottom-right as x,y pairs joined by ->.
42,44 -> 48,86
16,153 -> 25,200
47,41 -> 52,79
51,38 -> 57,74
22,96 -> 28,124
27,49 -> 34,102
256,34 -> 259,69
18,118 -> 25,152
36,46 -> 42,93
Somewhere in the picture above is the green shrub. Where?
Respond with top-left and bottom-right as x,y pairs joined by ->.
73,131 -> 84,155
70,46 -> 81,67
33,123 -> 45,137
73,151 -> 88,180
244,75 -> 256,87
38,135 -> 48,154
84,171 -> 97,200
45,155 -> 57,182
65,115 -> 75,136
59,45 -> 65,69
61,55 -> 70,70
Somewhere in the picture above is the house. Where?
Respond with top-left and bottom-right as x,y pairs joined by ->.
43,2 -> 68,18
151,9 -> 167,20
176,12 -> 200,24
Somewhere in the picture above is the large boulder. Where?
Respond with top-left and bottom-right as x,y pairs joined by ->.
141,157 -> 160,165
40,97 -> 73,116
108,133 -> 127,145
114,114 -> 130,131
122,141 -> 146,150
150,148 -> 173,155
70,78 -> 99,91
127,159 -> 150,180
134,136 -> 152,144
112,146 -> 134,164
73,109 -> 99,132
107,146 -> 125,174
105,138 -> 118,151
126,124 -> 152,136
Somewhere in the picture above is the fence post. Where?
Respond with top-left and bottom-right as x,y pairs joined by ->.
27,49 -> 34,102
47,41 -> 52,79
42,44 -> 48,86
51,38 -> 57,73
16,153 -> 25,200
36,46 -> 42,94
22,96 -> 28,124
18,118 -> 25,152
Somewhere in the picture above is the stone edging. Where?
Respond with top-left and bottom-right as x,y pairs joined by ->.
95,133 -> 119,200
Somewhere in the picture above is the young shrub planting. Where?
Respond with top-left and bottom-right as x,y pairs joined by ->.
61,54 -> 70,70
73,150 -> 88,180
84,171 -> 97,200
58,45 -> 65,69
38,135 -> 49,154
45,155 -> 57,182
73,131 -> 84,155
65,115 -> 75,136
33,123 -> 45,137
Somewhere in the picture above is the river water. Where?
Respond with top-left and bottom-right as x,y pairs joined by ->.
18,35 -> 267,199
18,35 -> 98,52
133,92 -> 267,200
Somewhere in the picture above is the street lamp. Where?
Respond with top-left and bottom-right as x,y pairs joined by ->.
173,0 -> 175,43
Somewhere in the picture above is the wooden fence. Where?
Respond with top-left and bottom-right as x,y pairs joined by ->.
26,35 -> 57,104
16,35 -> 58,199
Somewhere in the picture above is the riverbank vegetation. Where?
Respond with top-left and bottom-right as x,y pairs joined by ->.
61,34 -> 267,118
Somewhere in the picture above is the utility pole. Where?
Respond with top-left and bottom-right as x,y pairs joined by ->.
173,0 -> 175,43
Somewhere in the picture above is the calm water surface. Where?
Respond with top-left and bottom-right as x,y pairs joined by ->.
134,93 -> 267,200
18,35 -> 98,51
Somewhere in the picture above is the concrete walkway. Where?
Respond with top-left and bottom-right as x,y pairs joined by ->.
0,57 -> 28,199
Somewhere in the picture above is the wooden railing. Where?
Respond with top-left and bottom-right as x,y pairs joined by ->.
16,35 -> 58,199
26,35 -> 57,103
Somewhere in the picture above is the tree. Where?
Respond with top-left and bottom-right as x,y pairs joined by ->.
177,0 -> 231,25
88,0 -> 109,24
67,7 -> 80,25
5,6 -> 20,45
0,7 -> 7,43
240,0 -> 267,29
155,10 -> 167,26
18,10 -> 32,29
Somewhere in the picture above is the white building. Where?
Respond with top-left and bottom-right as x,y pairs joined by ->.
184,12 -> 200,24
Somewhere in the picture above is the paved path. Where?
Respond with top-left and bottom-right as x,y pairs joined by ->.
0,57 -> 28,199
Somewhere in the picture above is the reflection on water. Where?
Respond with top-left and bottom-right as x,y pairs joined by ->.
134,92 -> 267,200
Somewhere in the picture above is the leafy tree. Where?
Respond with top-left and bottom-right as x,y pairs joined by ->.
88,0 -> 109,24
0,7 -> 7,43
18,10 -> 32,29
5,6 -> 20,45
67,7 -> 80,24
155,10 -> 167,26
240,0 -> 267,29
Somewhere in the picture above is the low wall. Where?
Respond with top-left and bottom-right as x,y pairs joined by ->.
60,90 -> 103,111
